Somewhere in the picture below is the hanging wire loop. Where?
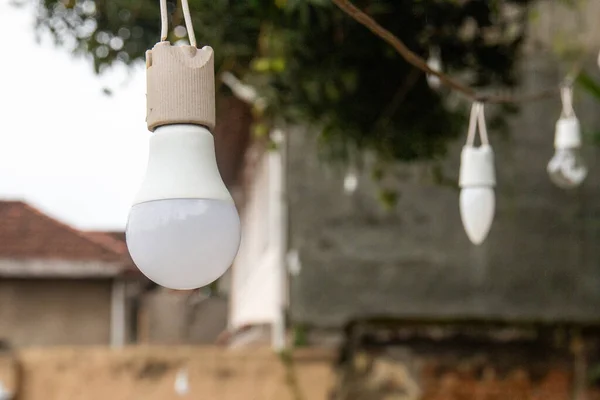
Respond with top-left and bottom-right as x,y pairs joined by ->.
560,84 -> 576,118
158,0 -> 197,47
160,0 -> 169,42
466,102 -> 490,147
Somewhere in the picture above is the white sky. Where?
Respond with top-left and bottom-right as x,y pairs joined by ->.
0,2 -> 149,230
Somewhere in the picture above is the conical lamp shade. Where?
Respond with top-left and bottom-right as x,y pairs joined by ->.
460,187 -> 495,245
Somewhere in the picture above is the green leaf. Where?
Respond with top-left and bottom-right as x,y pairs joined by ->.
340,71 -> 358,93
252,123 -> 269,138
251,58 -> 272,72
325,81 -> 340,102
577,71 -> 600,101
378,189 -> 399,210
270,57 -> 287,72
306,0 -> 329,7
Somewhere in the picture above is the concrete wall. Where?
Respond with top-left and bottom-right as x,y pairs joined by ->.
287,2 -> 600,327
526,1 -> 600,51
0,279 -> 112,347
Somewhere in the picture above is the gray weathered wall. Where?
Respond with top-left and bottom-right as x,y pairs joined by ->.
288,2 -> 600,328
0,278 -> 112,346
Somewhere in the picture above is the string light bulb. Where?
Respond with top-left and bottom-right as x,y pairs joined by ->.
174,368 -> 190,396
426,46 -> 442,90
126,0 -> 241,290
459,103 -> 496,245
343,169 -> 359,194
547,85 -> 587,189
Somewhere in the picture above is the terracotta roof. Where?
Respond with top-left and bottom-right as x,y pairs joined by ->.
0,200 -> 131,267
97,231 -> 126,243
85,231 -> 141,277
84,231 -> 127,256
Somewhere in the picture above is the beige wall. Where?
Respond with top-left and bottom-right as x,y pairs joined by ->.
139,289 -> 228,345
0,278 -> 112,347
4,347 -> 335,400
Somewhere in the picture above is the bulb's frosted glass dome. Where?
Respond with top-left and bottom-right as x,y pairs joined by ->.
460,187 -> 495,245
547,149 -> 587,189
126,198 -> 241,290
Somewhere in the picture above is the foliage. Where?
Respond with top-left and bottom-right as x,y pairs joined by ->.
577,71 -> 600,101
32,0 -> 535,163
577,71 -> 600,145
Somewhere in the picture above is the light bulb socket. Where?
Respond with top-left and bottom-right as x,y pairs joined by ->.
146,41 -> 216,132
459,145 -> 496,188
555,116 -> 581,149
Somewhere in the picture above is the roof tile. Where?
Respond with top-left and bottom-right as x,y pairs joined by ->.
0,200 -> 131,266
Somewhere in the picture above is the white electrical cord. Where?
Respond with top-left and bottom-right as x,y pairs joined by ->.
159,0 -> 197,47
477,103 -> 489,146
160,0 -> 169,42
180,0 -> 197,48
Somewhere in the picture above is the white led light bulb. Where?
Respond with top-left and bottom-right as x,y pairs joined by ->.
343,170 -> 358,194
459,145 -> 496,245
426,47 -> 442,90
174,368 -> 190,396
547,116 -> 587,189
126,38 -> 241,290
126,125 -> 241,290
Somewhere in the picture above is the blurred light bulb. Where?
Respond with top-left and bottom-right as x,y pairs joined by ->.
287,249 -> 302,276
174,368 -> 189,396
126,124 -> 241,290
460,188 -> 495,245
343,171 -> 358,194
547,116 -> 587,189
0,382 -> 11,400
459,145 -> 495,245
426,47 -> 442,89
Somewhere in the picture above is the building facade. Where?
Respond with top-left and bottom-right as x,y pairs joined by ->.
0,200 -> 141,347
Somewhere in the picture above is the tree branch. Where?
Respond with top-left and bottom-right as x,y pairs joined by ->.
331,0 -> 580,104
